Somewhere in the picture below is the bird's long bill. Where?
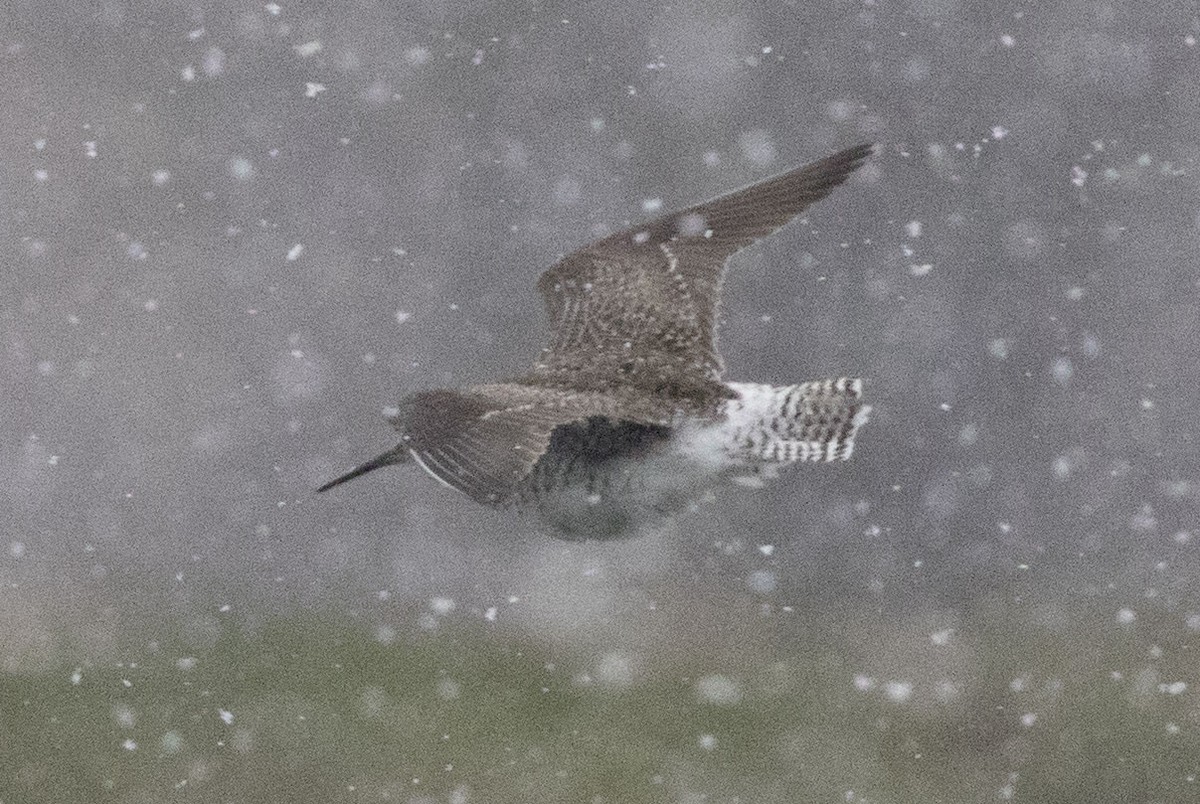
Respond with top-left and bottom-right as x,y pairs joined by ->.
316,446 -> 407,493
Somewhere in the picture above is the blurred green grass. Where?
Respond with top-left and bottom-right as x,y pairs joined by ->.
4,607 -> 1200,804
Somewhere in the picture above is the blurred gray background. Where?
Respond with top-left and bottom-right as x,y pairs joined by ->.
3,0 -> 1200,801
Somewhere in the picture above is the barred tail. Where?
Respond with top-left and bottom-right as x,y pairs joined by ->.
722,378 -> 872,465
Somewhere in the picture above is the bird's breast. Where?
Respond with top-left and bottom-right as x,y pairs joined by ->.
512,416 -> 722,539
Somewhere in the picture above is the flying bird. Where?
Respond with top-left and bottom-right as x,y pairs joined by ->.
319,144 -> 874,538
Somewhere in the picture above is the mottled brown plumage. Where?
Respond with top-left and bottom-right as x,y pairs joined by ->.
318,144 -> 874,523
528,144 -> 874,395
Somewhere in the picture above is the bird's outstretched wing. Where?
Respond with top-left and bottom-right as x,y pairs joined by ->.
530,143 -> 873,398
390,385 -> 675,505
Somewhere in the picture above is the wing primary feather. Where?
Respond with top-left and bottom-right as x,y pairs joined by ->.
530,144 -> 873,391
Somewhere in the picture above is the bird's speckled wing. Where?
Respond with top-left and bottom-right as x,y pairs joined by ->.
396,385 -> 676,505
531,144 -> 873,397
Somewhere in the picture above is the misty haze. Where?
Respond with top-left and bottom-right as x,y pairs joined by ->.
3,1 -> 1199,802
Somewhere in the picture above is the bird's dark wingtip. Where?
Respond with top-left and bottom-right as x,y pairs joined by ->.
841,142 -> 877,164
796,142 -> 876,194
